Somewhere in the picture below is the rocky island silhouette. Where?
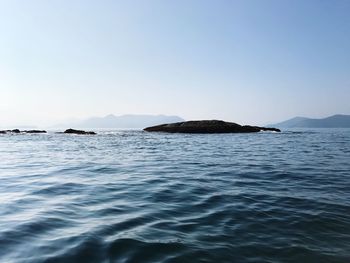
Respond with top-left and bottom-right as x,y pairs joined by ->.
144,120 -> 281,133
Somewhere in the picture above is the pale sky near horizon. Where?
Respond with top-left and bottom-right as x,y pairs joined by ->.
1,0 -> 349,127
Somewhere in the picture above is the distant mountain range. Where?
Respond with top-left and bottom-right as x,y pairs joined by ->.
273,114 -> 350,128
56,114 -> 185,129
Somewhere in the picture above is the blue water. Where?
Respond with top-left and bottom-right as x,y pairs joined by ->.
0,129 -> 350,263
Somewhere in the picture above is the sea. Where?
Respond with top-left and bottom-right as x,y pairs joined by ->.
0,129 -> 349,263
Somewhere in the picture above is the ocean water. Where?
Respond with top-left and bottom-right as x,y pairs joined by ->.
0,129 -> 349,263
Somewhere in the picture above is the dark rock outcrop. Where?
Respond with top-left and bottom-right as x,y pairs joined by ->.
0,129 -> 23,134
23,130 -> 47,133
144,120 -> 281,133
11,129 -> 20,133
64,128 -> 96,135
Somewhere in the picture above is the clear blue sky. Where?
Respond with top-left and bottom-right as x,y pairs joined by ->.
1,0 -> 349,126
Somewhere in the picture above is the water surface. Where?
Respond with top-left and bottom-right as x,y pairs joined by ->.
0,129 -> 349,262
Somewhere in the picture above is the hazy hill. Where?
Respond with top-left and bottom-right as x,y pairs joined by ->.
273,114 -> 350,128
63,114 -> 185,129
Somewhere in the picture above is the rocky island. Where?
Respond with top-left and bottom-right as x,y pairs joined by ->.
63,129 -> 96,135
0,128 -> 97,135
0,129 -> 47,134
144,120 -> 281,133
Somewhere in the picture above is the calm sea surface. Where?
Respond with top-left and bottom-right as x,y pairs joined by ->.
0,129 -> 349,263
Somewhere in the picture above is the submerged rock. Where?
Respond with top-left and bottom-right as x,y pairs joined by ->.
64,128 -> 96,135
144,120 -> 281,133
